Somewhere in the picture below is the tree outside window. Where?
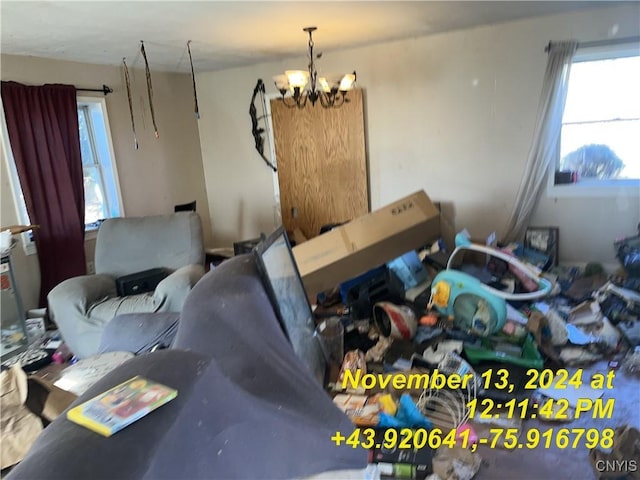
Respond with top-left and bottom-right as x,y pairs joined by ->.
557,51 -> 640,184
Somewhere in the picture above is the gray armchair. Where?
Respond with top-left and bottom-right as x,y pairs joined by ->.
48,212 -> 205,359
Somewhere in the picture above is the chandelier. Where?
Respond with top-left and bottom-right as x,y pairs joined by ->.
273,27 -> 356,109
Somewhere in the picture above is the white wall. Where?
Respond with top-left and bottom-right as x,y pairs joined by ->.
196,4 -> 639,266
1,55 -> 212,309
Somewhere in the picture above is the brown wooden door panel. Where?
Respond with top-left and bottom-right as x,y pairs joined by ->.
271,88 -> 368,239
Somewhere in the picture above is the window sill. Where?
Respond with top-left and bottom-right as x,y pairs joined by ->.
20,226 -> 100,256
547,179 -> 640,198
85,227 -> 99,241
21,235 -> 36,256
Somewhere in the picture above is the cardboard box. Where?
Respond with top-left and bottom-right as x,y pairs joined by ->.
293,190 -> 441,298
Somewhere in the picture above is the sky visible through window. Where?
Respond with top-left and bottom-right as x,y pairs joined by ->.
560,55 -> 640,179
78,105 -> 110,224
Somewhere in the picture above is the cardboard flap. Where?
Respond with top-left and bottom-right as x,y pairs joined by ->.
293,228 -> 352,276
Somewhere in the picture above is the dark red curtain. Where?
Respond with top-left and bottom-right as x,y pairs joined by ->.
1,81 -> 86,307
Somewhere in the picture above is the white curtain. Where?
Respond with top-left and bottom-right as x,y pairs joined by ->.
502,41 -> 579,243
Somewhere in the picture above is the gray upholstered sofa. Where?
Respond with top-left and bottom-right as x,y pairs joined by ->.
47,212 -> 205,359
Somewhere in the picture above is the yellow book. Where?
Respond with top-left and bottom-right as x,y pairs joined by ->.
66,376 -> 177,437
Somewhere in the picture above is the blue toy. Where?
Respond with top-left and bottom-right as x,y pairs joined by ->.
429,232 -> 552,336
377,394 -> 433,429
430,269 -> 507,336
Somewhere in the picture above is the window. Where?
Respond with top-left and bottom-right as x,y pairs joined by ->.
1,96 -> 122,254
77,99 -> 122,228
550,42 -> 640,196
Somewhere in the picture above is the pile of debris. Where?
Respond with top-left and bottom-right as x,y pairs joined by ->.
299,192 -> 640,480
328,229 -> 639,478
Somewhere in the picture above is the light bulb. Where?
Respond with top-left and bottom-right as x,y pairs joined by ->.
319,74 -> 343,93
339,73 -> 356,91
273,74 -> 289,91
285,70 -> 309,90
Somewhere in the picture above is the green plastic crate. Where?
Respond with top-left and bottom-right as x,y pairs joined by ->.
463,333 -> 544,370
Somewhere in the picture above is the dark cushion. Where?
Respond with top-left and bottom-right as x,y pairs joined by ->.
9,255 -> 367,479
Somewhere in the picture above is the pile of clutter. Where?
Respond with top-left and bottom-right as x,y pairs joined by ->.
325,224 -> 640,374
526,223 -> 640,372
320,222 -> 640,480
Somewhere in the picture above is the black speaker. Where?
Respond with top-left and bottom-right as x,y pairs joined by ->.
116,268 -> 170,297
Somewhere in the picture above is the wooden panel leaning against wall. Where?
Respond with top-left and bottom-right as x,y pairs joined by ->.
271,88 -> 368,240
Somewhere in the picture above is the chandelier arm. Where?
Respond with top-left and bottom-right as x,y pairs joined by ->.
299,93 -> 309,109
318,91 -> 330,108
281,96 -> 299,109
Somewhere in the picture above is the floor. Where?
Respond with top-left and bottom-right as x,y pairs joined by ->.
473,361 -> 640,480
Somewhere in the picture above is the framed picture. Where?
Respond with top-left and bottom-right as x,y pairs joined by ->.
524,227 -> 559,267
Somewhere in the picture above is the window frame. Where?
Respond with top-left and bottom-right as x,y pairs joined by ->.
1,95 -> 123,255
547,42 -> 640,198
76,96 -> 124,231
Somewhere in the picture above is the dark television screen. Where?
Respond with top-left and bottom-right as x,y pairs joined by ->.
253,227 -> 326,385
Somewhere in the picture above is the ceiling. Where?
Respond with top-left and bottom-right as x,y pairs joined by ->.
1,1 -> 619,73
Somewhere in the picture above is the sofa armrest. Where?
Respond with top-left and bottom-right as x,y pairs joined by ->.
47,275 -> 117,359
153,264 -> 204,312
48,274 -> 116,315
98,312 -> 181,355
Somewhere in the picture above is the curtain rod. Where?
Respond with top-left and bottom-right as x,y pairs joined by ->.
76,84 -> 113,96
545,35 -> 640,52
